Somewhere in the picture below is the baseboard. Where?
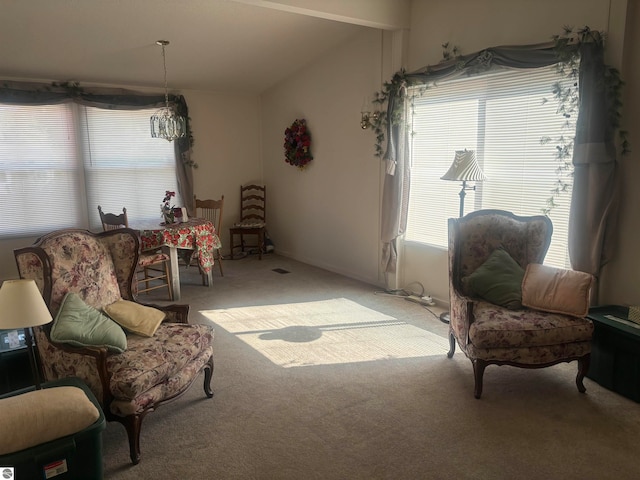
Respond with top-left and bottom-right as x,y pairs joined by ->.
274,250 -> 384,288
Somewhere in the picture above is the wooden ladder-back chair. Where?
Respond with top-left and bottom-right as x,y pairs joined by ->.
229,184 -> 266,260
98,206 -> 173,300
193,195 -> 224,276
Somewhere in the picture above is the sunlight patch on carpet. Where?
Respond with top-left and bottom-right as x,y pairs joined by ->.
201,298 -> 449,367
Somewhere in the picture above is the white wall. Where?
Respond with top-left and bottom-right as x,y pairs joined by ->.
600,0 -> 640,304
186,90 -> 262,244
260,28 -> 385,286
407,0 -> 611,72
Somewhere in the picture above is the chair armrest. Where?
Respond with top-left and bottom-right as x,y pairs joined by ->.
139,303 -> 190,324
450,290 -> 474,348
36,331 -> 114,408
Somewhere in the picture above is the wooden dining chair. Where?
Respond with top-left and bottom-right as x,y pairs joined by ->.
97,206 -> 173,300
193,195 -> 224,277
229,185 -> 266,260
98,206 -> 128,230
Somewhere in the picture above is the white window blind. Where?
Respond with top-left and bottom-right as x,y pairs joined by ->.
0,103 -> 179,238
81,107 -> 180,230
0,103 -> 82,236
405,65 -> 576,268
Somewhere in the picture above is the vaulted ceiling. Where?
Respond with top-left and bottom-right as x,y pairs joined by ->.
0,0 -> 410,93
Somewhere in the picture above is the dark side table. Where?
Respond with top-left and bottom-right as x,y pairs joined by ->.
0,343 -> 33,395
587,305 -> 640,402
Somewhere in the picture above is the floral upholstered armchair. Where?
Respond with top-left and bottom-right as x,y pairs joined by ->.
14,228 -> 214,464
447,210 -> 594,399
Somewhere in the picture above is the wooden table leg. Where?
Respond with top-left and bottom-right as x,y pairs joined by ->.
168,246 -> 181,301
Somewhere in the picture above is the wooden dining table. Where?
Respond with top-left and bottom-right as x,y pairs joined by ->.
134,217 -> 221,301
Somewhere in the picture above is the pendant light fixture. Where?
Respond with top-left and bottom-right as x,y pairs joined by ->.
150,40 -> 186,141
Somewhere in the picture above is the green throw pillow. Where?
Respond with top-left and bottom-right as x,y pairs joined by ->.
50,292 -> 127,352
465,247 -> 525,310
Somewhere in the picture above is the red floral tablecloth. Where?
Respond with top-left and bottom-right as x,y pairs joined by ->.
139,218 -> 221,274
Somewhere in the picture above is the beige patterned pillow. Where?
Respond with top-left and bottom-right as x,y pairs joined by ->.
104,300 -> 166,337
521,264 -> 594,317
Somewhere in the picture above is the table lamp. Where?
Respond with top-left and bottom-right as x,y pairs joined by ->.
0,279 -> 53,389
441,149 -> 487,218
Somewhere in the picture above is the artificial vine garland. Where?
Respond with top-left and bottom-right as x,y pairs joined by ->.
284,118 -> 313,169
369,26 -> 627,157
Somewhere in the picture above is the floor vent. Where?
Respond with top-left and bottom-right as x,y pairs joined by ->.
272,268 -> 290,274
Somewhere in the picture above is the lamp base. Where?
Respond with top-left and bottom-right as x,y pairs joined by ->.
439,311 -> 450,324
24,328 -> 42,389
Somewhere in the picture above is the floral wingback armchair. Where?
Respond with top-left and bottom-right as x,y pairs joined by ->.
446,210 -> 594,399
14,228 -> 215,464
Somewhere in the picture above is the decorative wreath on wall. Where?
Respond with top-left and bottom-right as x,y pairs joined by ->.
284,118 -> 313,169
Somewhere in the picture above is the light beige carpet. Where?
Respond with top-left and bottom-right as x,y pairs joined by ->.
101,254 -> 640,480
205,298 -> 449,368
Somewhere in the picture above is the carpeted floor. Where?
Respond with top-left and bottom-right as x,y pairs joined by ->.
102,253 -> 640,480
207,297 -> 449,367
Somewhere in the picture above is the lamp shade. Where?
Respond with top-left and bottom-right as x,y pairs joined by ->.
0,279 -> 53,329
441,150 -> 487,182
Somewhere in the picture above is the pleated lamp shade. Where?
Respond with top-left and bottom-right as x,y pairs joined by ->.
441,150 -> 487,182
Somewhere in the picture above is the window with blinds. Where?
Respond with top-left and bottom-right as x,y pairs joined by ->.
405,64 -> 576,268
0,103 -> 179,238
81,106 -> 180,230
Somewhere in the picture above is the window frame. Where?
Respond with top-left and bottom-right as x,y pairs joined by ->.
403,64 -> 577,268
0,101 -> 180,239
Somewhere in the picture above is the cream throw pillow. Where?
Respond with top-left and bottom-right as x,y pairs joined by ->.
521,263 -> 594,317
104,300 -> 166,337
0,386 -> 100,455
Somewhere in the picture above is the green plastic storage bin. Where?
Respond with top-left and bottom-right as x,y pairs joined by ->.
587,305 -> 640,402
0,377 -> 106,479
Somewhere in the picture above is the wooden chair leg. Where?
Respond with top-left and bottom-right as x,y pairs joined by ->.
258,230 -> 264,260
447,331 -> 456,358
576,354 -> 590,393
143,266 -> 151,293
472,359 -> 487,399
203,355 -> 215,398
216,249 -> 224,276
164,261 -> 173,301
121,413 -> 145,465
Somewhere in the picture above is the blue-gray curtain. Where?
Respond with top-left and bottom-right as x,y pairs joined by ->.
0,81 -> 194,210
381,39 -> 620,294
568,42 -> 620,298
